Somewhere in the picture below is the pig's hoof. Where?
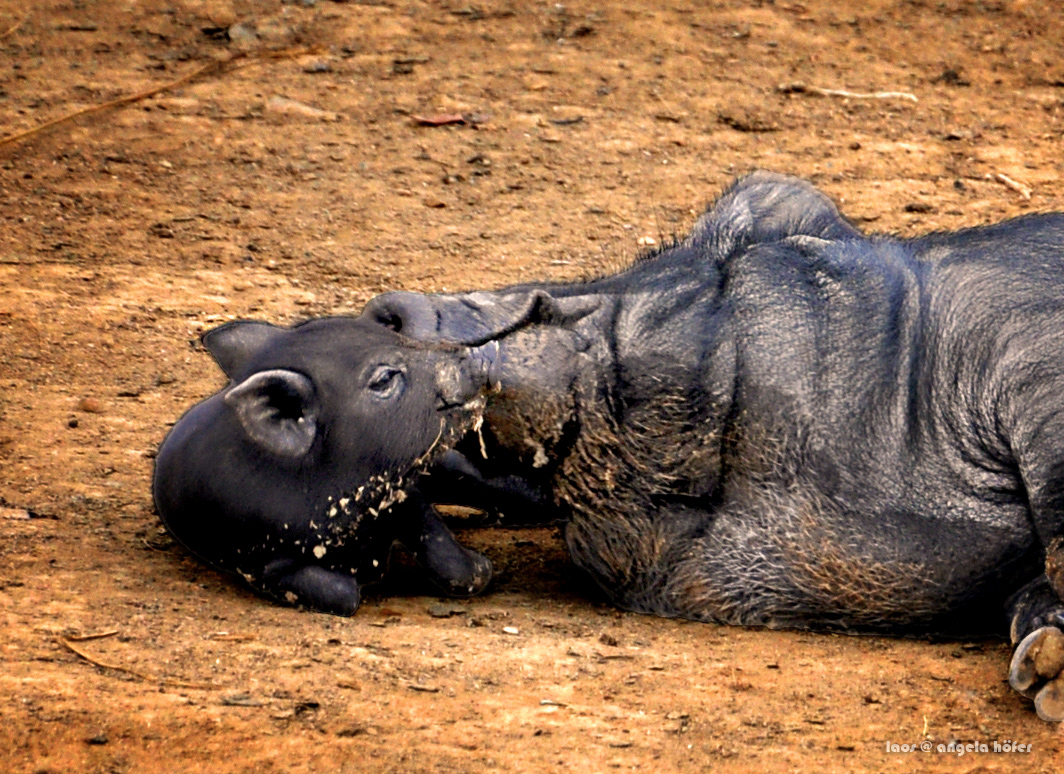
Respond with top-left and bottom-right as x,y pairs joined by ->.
464,550 -> 493,596
1009,626 -> 1064,721
261,562 -> 362,617
433,549 -> 493,597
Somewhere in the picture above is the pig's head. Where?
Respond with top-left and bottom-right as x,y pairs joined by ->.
152,317 -> 495,615
363,287 -> 601,388
363,288 -> 605,473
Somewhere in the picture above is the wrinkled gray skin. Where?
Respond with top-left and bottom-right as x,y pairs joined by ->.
153,318 -> 495,615
358,172 -> 1064,721
155,172 -> 1064,721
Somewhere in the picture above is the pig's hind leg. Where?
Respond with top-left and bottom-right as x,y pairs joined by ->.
1005,401 -> 1064,720
1006,576 -> 1064,721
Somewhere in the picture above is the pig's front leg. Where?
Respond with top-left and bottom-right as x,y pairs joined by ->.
258,559 -> 362,616
398,490 -> 494,597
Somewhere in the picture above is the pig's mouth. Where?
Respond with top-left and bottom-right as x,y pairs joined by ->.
466,340 -> 502,394
314,390 -> 490,559
434,343 -> 499,412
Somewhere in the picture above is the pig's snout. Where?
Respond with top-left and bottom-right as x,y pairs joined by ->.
434,343 -> 497,409
364,291 -> 439,338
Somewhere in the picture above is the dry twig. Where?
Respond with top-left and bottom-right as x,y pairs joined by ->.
0,13 -> 26,41
811,87 -> 918,102
64,630 -> 119,642
59,637 -> 215,690
0,47 -> 316,150
778,82 -> 918,102
993,172 -> 1033,199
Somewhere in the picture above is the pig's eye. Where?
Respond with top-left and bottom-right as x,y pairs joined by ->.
367,366 -> 405,399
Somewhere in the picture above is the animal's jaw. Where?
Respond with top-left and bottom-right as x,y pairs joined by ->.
319,391 -> 490,546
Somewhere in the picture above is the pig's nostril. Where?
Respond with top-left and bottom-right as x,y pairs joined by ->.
376,311 -> 403,332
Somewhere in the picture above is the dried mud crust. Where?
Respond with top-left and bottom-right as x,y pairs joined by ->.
1,1 -> 1064,772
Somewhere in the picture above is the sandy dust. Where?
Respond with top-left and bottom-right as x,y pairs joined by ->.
1,1 -> 1063,771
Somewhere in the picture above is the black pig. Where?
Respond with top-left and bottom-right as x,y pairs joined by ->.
153,318 -> 495,615
361,172 -> 1064,720
156,172 -> 1064,721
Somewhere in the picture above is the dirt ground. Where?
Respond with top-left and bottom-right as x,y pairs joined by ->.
2,0 -> 1064,772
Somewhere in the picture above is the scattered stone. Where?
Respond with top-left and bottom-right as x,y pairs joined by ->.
393,56 -> 429,75
932,68 -> 970,86
265,96 -> 342,122
76,397 -> 104,414
717,109 -> 779,133
428,603 -> 466,618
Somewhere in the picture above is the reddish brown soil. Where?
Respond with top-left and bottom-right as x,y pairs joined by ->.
2,1 -> 1064,772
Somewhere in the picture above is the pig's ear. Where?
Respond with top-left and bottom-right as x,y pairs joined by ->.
225,369 -> 319,457
203,321 -> 281,378
459,290 -> 601,345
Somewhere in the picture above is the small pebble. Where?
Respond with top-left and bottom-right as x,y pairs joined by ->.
76,397 -> 103,414
226,23 -> 258,47
428,603 -> 465,618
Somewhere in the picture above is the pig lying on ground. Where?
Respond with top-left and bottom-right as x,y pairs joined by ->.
153,319 -> 497,614
155,172 -> 1064,721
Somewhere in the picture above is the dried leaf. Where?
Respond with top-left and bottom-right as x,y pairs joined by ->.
412,113 -> 466,126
